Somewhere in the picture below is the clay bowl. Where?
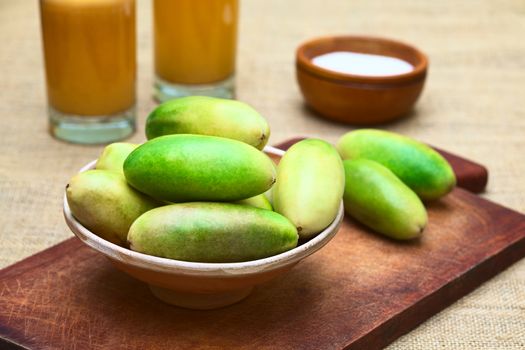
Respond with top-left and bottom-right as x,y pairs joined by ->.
63,146 -> 344,310
296,35 -> 428,124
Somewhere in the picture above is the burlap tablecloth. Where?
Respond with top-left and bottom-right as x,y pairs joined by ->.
0,0 -> 524,348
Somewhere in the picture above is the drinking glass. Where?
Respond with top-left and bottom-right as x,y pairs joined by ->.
153,0 -> 238,101
40,0 -> 136,144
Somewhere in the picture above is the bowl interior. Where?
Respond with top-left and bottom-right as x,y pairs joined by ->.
297,35 -> 428,83
64,146 -> 344,277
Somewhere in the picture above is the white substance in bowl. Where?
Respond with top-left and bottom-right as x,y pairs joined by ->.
312,51 -> 414,77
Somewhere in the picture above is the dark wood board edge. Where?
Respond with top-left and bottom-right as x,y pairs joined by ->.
0,335 -> 29,350
433,147 -> 488,194
273,137 -> 489,194
348,191 -> 525,349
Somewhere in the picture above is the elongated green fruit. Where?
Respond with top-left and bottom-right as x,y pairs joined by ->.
146,96 -> 270,150
343,159 -> 427,240
66,170 -> 159,246
337,129 -> 456,201
128,203 -> 298,263
95,142 -> 139,175
123,134 -> 276,202
273,139 -> 345,239
235,194 -> 273,210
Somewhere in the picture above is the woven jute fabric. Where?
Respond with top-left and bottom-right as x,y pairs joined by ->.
0,0 -> 524,348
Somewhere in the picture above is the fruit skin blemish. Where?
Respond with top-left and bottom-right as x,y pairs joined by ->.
312,51 -> 414,77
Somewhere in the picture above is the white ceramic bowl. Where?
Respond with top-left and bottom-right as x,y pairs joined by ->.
63,146 -> 344,309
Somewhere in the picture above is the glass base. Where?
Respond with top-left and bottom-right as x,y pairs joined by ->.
154,75 -> 235,102
49,106 -> 136,145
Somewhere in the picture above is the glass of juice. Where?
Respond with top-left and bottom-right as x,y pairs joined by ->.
40,0 -> 136,144
153,0 -> 238,101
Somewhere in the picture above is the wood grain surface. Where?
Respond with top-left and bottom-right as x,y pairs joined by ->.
0,143 -> 522,350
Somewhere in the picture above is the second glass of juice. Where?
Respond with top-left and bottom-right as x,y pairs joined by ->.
153,0 -> 238,101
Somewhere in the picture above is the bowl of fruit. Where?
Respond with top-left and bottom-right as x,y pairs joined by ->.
64,97 -> 346,310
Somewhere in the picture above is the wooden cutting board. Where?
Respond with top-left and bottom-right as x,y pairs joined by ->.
2,140 -> 523,350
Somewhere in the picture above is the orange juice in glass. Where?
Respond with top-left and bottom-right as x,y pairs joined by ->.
153,0 -> 238,101
40,0 -> 136,144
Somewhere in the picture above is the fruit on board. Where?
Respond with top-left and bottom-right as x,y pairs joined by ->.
337,129 -> 456,201
343,159 -> 427,240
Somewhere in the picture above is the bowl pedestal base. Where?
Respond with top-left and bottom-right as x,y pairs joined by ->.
149,285 -> 254,310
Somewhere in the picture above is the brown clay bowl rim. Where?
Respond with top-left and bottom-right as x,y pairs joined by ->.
63,146 -> 344,277
296,35 -> 428,85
